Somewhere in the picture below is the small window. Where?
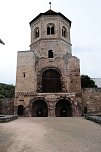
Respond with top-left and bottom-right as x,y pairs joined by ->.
48,50 -> 53,58
47,24 -> 55,35
62,26 -> 67,37
23,72 -> 25,78
34,27 -> 39,38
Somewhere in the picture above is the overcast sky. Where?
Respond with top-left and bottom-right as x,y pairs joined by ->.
0,0 -> 101,84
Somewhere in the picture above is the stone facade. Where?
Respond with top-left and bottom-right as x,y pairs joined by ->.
1,88 -> 101,116
15,9 -> 81,117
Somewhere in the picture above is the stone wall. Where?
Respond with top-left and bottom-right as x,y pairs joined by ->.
15,51 -> 37,93
0,98 -> 14,115
0,88 -> 101,116
14,92 -> 82,117
82,88 -> 101,114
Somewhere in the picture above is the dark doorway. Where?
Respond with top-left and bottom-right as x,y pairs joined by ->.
61,108 -> 67,117
32,100 -> 48,117
84,106 -> 87,115
42,69 -> 61,92
37,108 -> 43,117
17,105 -> 24,116
55,99 -> 72,117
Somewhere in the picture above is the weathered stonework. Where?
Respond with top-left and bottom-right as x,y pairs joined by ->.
14,93 -> 82,117
1,88 -> 101,116
0,98 -> 14,115
82,88 -> 101,114
15,9 -> 81,117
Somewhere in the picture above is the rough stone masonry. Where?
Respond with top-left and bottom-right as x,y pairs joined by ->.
14,9 -> 101,117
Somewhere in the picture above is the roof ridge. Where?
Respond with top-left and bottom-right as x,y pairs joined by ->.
44,9 -> 57,14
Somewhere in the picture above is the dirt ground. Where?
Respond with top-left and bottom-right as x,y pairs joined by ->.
0,117 -> 101,152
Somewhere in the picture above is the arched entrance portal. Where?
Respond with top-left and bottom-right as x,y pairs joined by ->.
42,69 -> 61,92
17,105 -> 24,116
32,100 -> 48,117
55,99 -> 72,117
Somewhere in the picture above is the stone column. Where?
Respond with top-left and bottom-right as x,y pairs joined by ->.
48,101 -> 55,117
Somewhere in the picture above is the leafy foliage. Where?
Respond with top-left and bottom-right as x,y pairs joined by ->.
0,83 -> 15,98
81,75 -> 97,88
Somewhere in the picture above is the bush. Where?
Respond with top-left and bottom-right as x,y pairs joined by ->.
0,83 -> 15,98
81,75 -> 97,88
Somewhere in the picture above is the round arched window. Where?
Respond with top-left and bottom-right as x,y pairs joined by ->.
34,27 -> 39,38
47,23 -> 55,35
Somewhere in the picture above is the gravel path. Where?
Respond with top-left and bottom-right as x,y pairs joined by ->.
0,117 -> 101,152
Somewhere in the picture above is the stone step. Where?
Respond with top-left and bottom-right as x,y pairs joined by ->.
0,115 -> 18,123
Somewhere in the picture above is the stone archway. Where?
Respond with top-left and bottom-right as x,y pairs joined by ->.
55,99 -> 72,117
42,69 -> 61,92
17,105 -> 24,116
32,100 -> 48,117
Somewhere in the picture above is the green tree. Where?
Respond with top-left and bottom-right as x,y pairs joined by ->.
81,75 -> 97,88
0,83 -> 15,98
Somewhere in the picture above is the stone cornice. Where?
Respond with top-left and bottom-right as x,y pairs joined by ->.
30,38 -> 72,48
15,92 -> 76,97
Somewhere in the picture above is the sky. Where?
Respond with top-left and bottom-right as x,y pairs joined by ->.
0,0 -> 101,84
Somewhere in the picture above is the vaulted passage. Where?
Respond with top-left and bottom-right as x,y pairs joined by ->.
55,99 -> 72,117
17,105 -> 24,116
42,69 -> 61,92
32,100 -> 48,117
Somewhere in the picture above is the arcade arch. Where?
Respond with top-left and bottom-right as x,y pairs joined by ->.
31,100 -> 48,117
55,99 -> 72,117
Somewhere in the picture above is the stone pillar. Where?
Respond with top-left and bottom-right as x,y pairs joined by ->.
48,101 -> 55,117
49,108 -> 55,117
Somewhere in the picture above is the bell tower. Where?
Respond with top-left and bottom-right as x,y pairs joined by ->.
29,9 -> 80,93
30,9 -> 72,56
15,8 -> 82,117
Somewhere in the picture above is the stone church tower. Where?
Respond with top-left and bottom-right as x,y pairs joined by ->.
15,8 -> 82,117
